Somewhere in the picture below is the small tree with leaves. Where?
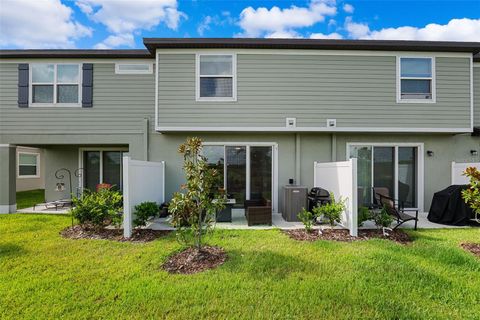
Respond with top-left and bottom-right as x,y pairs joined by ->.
313,193 -> 346,228
462,166 -> 480,223
298,208 -> 315,233
168,137 -> 226,251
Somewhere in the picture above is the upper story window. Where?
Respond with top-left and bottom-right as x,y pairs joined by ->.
397,57 -> 435,103
196,54 -> 236,101
115,63 -> 153,74
17,152 -> 40,178
30,63 -> 81,106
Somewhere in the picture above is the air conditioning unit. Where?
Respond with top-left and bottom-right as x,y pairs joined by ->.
286,117 -> 296,128
327,119 -> 336,128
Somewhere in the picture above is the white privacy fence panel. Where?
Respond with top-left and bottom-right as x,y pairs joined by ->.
123,156 -> 165,238
314,159 -> 358,236
452,162 -> 479,185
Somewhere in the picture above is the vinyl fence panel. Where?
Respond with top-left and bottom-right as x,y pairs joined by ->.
313,159 -> 358,236
123,156 -> 165,238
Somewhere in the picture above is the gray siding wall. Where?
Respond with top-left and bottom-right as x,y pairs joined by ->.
157,54 -> 471,130
475,65 -> 480,127
0,62 -> 155,134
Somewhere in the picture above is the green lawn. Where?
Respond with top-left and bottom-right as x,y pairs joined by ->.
1,214 -> 479,319
16,189 -> 45,209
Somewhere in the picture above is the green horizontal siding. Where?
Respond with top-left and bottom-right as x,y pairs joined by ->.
0,63 -> 155,134
475,65 -> 480,127
157,54 -> 471,129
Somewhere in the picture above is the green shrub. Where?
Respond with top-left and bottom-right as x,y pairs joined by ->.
298,208 -> 315,233
462,166 -> 480,222
133,201 -> 159,227
70,187 -> 123,228
358,206 -> 372,227
313,193 -> 346,227
372,207 -> 394,229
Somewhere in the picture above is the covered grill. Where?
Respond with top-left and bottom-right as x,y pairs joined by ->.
308,187 -> 331,211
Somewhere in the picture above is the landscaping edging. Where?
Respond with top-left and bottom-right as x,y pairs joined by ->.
461,243 -> 480,257
162,246 -> 227,274
61,225 -> 171,242
283,229 -> 412,244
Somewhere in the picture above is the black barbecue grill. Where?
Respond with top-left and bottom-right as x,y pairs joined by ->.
308,187 -> 331,211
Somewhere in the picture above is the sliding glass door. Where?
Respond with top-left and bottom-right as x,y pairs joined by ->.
398,147 -> 417,207
226,146 -> 247,206
373,147 -> 395,198
250,146 -> 272,202
83,151 -> 100,191
349,144 -> 419,208
82,150 -> 125,191
203,144 -> 274,209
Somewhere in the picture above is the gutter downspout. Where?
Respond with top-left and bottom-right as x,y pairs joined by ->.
331,134 -> 337,162
143,118 -> 149,161
295,133 -> 301,185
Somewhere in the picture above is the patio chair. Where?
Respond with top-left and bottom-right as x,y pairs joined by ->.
372,187 -> 390,209
378,194 -> 418,230
245,198 -> 272,226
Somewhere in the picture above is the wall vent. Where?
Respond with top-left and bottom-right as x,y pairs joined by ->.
327,119 -> 337,128
286,117 -> 296,128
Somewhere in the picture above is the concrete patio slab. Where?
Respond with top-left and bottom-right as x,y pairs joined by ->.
148,209 -> 473,231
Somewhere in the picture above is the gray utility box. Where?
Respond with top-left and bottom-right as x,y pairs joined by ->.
282,186 -> 308,222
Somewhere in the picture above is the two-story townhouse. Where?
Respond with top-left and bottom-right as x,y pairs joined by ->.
1,39 -> 479,217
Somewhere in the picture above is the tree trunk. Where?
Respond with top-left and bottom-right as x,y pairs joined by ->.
196,207 -> 202,250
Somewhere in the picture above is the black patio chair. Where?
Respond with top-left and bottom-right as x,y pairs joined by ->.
372,187 -> 389,209
378,193 -> 418,230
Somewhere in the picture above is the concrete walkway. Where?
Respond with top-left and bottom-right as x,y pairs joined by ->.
148,209 -> 470,231
17,206 -> 70,215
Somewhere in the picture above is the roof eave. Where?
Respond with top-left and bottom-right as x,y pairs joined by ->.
143,38 -> 480,55
0,49 -> 153,59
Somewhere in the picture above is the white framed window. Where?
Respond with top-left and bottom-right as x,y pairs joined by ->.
17,152 -> 40,178
115,63 -> 153,74
196,54 -> 237,101
29,63 -> 81,107
397,57 -> 435,103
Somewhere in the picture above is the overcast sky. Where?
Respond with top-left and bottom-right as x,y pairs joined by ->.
0,0 -> 479,49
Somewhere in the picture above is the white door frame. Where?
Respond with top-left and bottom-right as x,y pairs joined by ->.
346,142 -> 424,212
203,142 -> 279,213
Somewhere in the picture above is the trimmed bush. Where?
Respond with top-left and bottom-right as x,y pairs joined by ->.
133,201 -> 160,227
70,187 -> 123,228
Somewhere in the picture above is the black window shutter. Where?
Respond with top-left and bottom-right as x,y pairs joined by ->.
18,64 -> 29,108
82,63 -> 93,108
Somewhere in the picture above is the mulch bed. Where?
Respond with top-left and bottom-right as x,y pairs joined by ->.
162,246 -> 227,274
283,228 -> 412,244
61,225 -> 171,242
461,243 -> 480,257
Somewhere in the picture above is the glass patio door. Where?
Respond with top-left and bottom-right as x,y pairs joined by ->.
225,146 -> 247,206
83,150 -> 124,191
398,147 -> 417,207
203,144 -> 274,209
349,145 -> 418,208
250,146 -> 272,203
373,147 -> 395,198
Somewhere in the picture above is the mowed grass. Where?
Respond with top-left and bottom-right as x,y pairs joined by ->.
1,214 -> 479,320
16,189 -> 45,209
